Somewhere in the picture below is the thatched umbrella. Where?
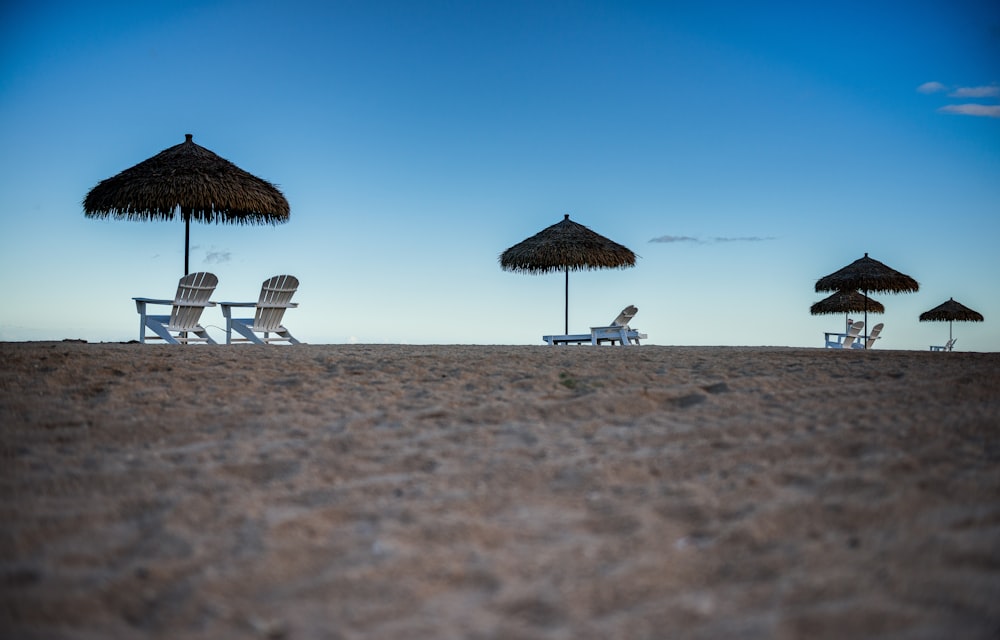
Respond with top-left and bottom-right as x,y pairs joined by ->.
815,252 -> 919,348
810,289 -> 885,333
919,297 -> 984,343
500,214 -> 636,334
83,134 -> 290,274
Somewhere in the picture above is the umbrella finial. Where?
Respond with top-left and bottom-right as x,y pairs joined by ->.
564,214 -> 570,220
185,133 -> 193,143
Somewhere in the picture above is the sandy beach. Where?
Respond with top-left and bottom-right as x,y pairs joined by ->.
1,342 -> 998,639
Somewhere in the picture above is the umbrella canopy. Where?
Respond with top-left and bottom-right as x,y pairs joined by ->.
815,252 -> 919,294
500,214 -> 636,334
919,297 -> 984,342
815,252 -> 918,348
810,289 -> 886,315
811,289 -> 885,334
83,134 -> 290,274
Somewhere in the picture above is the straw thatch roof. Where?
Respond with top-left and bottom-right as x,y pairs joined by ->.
83,134 -> 289,225
919,298 -> 984,323
499,215 -> 636,274
810,289 -> 885,315
815,253 -> 919,294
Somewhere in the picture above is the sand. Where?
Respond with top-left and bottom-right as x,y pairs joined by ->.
1,342 -> 998,639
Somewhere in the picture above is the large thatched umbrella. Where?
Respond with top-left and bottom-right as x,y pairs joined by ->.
919,297 -> 984,343
500,214 -> 636,334
83,134 -> 290,274
816,252 -> 919,348
810,289 -> 885,333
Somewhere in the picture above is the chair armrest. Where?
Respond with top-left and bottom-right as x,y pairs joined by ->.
132,297 -> 175,305
217,301 -> 258,308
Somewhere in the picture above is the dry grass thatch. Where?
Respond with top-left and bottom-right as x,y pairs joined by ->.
815,253 -> 919,294
83,134 -> 289,225
919,298 -> 984,323
499,215 -> 636,274
810,289 -> 885,315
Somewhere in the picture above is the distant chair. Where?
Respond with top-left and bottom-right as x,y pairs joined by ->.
826,321 -> 864,349
219,275 -> 301,345
852,322 -> 884,349
133,272 -> 219,344
930,338 -> 956,352
543,305 -> 647,345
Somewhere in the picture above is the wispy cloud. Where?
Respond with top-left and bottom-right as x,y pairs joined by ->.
649,235 -> 700,243
939,104 -> 1000,118
919,81 -> 1000,118
204,250 -> 232,264
649,235 -> 775,244
917,81 -> 947,94
949,85 -> 1000,98
712,236 -> 776,243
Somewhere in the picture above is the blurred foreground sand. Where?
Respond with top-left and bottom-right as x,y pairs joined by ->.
1,342 -> 999,639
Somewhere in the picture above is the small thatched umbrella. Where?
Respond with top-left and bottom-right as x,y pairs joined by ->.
810,289 -> 885,333
500,214 -> 636,334
816,252 -> 919,348
919,297 -> 984,343
84,134 -> 290,274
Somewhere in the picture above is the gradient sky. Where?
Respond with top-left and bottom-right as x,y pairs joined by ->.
2,0 -> 998,349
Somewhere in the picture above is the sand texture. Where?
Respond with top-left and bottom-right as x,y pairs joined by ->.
1,342 -> 999,639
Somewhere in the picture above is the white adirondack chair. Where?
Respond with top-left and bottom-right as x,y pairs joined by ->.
826,321 -> 864,349
852,322 -> 884,349
133,272 -> 219,344
543,305 -> 647,345
219,275 -> 301,345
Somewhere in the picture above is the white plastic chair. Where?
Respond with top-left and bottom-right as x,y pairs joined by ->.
827,321 -> 864,349
219,275 -> 301,345
852,322 -> 884,349
133,272 -> 219,344
543,305 -> 647,345
930,338 -> 956,352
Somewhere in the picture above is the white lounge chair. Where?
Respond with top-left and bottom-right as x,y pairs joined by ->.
133,272 -> 219,344
219,275 -> 301,345
826,321 -> 864,349
543,305 -> 647,345
852,322 -> 884,349
930,338 -> 956,352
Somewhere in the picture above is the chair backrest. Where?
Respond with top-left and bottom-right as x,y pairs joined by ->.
946,338 -> 956,351
865,323 -> 884,349
611,305 -> 638,327
253,275 -> 299,331
842,321 -> 864,348
169,272 -> 218,330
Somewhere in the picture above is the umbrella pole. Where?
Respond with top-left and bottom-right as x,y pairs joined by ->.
863,291 -> 869,349
564,268 -> 569,335
184,213 -> 190,276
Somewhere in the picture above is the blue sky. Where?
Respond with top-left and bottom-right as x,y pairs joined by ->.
2,0 -> 998,349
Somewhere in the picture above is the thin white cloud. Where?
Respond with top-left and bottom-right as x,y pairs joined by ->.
712,236 -> 776,243
949,85 -> 1000,98
917,81 -> 947,94
939,104 -> 1000,118
920,81 -> 1000,118
204,250 -> 232,264
649,235 -> 775,244
649,235 -> 700,243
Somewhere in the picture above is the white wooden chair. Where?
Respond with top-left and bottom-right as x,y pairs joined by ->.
826,321 -> 864,349
133,272 -> 219,344
852,322 -> 884,349
219,275 -> 301,345
543,305 -> 647,345
930,338 -> 956,352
